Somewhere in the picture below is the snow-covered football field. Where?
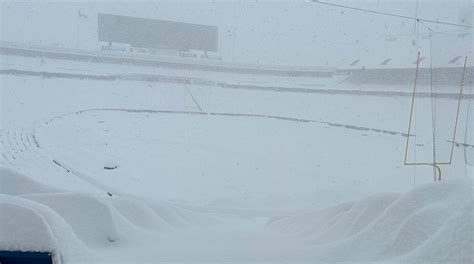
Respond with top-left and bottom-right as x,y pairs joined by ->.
1,73 -> 473,263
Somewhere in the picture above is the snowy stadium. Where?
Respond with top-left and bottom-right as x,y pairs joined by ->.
0,1 -> 473,264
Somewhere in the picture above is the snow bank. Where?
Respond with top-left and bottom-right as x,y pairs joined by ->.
148,201 -> 219,228
111,196 -> 172,230
268,178 -> 473,263
22,193 -> 123,247
0,166 -> 222,262
0,167 -> 59,195
405,200 -> 473,264
0,201 -> 57,252
0,194 -> 89,263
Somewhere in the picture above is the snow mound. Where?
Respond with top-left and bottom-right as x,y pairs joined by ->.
268,178 -> 473,263
405,200 -> 473,264
111,196 -> 173,230
0,166 -> 220,263
22,193 -> 123,247
0,167 -> 59,195
0,201 -> 57,252
0,194 -> 89,263
267,201 -> 355,237
149,202 -> 219,228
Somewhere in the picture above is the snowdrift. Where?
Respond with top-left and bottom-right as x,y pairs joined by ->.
2,164 -> 472,263
0,166 -> 59,195
268,178 -> 473,263
0,167 -> 219,263
1,166 -> 472,263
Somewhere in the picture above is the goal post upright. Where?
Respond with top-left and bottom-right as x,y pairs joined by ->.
403,52 -> 468,182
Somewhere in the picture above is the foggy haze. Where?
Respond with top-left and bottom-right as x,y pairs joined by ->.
1,1 -> 471,66
0,1 -> 473,264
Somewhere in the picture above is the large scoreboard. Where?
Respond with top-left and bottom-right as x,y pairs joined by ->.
98,13 -> 218,52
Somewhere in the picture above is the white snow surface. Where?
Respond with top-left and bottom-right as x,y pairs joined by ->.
268,180 -> 473,263
1,57 -> 473,263
1,165 -> 472,263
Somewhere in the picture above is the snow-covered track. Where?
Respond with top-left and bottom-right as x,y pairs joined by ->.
64,108 -> 412,138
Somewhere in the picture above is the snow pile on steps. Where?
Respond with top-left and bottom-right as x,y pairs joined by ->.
2,165 -> 472,263
0,128 -> 105,194
0,194 -> 86,263
0,166 -> 218,263
268,178 -> 473,263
